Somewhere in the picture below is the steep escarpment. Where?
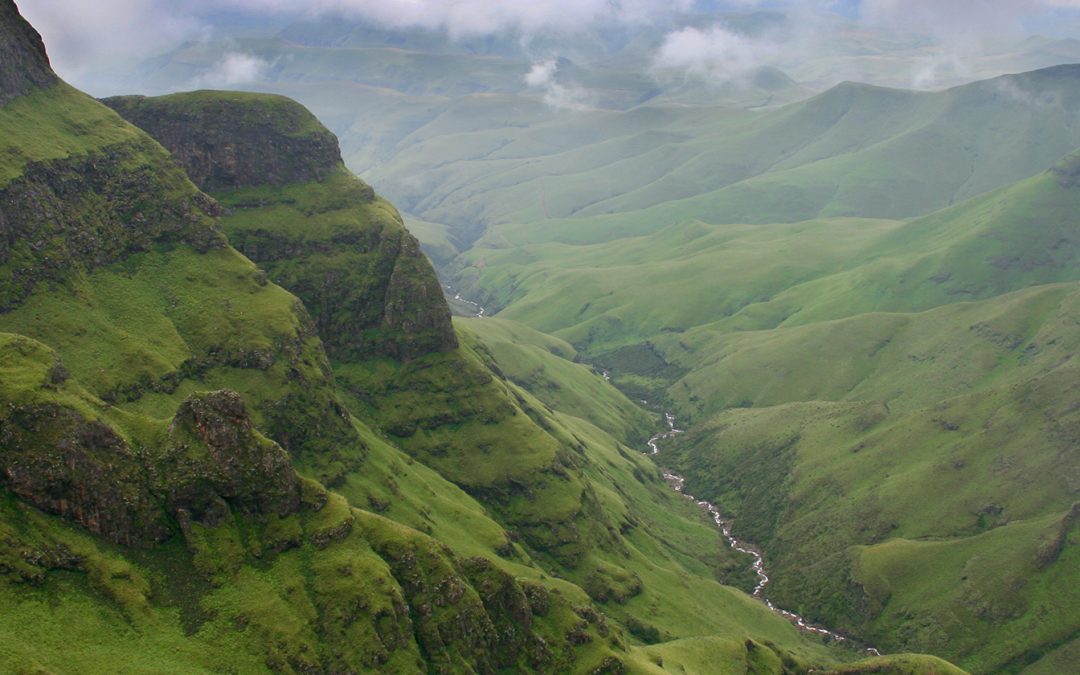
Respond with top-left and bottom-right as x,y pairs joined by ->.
0,132 -> 224,309
103,92 -> 647,582
0,6 -> 632,671
103,91 -> 341,190
0,0 -> 56,105
104,91 -> 457,362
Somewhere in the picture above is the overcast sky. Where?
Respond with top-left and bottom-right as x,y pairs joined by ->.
16,0 -> 1080,94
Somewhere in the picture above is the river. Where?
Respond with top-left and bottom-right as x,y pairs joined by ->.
647,414 -> 881,655
443,283 -> 485,318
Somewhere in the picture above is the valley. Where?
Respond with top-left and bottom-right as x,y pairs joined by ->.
2,0 -> 1079,673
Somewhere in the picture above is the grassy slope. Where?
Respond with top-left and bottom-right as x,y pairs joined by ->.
359,65 -> 1080,258
170,89 -> 895,671
662,365 -> 1079,673
629,176 -> 1080,670
0,73 -> 955,672
453,318 -> 966,673
0,77 -> 629,673
361,76 -> 1080,672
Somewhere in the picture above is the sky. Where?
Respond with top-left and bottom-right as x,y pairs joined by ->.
16,0 -> 1080,94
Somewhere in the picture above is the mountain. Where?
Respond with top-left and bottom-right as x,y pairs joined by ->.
276,41 -> 1080,670
0,3 -> 606,671
101,90 -> 458,363
0,3 -> 969,672
429,120 -> 1080,672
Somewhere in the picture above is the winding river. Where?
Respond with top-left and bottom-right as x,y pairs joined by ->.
434,290 -> 875,653
647,414 -> 881,655
443,283 -> 486,318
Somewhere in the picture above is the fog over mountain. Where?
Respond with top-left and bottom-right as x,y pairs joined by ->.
19,0 -> 1080,95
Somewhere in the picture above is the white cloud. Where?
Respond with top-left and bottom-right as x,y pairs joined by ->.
201,0 -> 695,39
524,59 -> 591,110
17,0 -> 1080,96
192,52 -> 273,88
525,60 -> 558,88
17,0 -> 205,81
652,24 -> 779,80
859,0 -> 1080,87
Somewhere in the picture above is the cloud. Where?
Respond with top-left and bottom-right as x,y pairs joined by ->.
192,52 -> 274,89
652,24 -> 780,80
18,0 -> 1080,96
17,0 -> 204,82
200,0 -> 695,39
524,59 -> 592,110
862,0 -> 1080,43
525,60 -> 558,88
859,0 -> 1080,87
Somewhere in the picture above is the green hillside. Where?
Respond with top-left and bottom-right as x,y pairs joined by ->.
443,142 -> 1080,671
344,61 -> 1080,672
0,4 -> 969,671
13,0 -> 1080,671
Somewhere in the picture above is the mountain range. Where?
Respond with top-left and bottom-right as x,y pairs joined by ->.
2,0 -> 1078,672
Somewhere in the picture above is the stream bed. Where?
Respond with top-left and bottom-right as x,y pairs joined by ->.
647,414 -> 881,655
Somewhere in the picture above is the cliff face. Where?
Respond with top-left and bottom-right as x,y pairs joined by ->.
104,92 -> 341,190
105,91 -> 458,362
0,0 -> 57,105
0,135 -> 225,309
0,335 -> 301,546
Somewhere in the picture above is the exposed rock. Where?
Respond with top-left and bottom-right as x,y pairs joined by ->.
0,402 -> 170,546
105,90 -> 458,361
102,92 -> 341,190
381,231 -> 460,360
0,137 -> 225,310
0,0 -> 58,106
160,390 -> 301,526
0,338 -> 302,546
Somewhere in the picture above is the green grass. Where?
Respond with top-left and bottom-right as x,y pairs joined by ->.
107,89 -> 331,139
374,94 -> 1080,672
0,34 -> 984,672
0,82 -> 141,186
457,316 -> 655,442
661,360 -> 1079,672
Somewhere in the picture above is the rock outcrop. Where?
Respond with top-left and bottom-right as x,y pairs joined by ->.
0,137 -> 225,309
0,0 -> 57,105
103,92 -> 341,190
105,91 -> 458,361
160,390 -> 301,526
0,336 -> 302,545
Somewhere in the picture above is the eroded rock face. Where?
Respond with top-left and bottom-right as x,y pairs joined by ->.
103,92 -> 341,190
105,90 -> 459,362
0,353 -> 302,545
0,138 -> 225,309
161,390 -> 301,526
0,0 -> 58,106
0,402 -> 170,546
381,232 -> 460,360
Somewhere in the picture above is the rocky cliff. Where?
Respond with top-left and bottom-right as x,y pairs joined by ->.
0,0 -> 56,105
104,91 -> 458,362
103,92 -> 341,190
0,337 -> 300,546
